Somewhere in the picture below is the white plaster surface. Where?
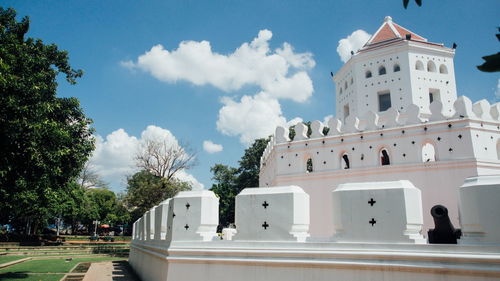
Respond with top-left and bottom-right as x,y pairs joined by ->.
332,180 -> 425,243
169,190 -> 219,241
234,186 -> 310,242
459,175 -> 500,245
154,199 -> 170,241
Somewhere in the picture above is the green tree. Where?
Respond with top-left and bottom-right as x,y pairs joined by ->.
210,138 -> 270,229
86,189 -> 117,223
125,170 -> 191,222
0,8 -> 94,234
210,164 -> 239,230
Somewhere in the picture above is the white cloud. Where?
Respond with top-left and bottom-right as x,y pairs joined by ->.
216,92 -> 300,145
495,79 -> 500,100
123,29 -> 315,102
89,125 -> 204,191
203,140 -> 223,154
323,115 -> 334,125
336,29 -> 371,63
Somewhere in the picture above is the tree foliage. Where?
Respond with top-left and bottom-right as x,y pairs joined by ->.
477,28 -> 500,73
125,170 -> 191,222
210,138 -> 270,229
0,7 -> 94,234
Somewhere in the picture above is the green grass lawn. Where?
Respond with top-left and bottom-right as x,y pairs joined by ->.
0,256 -> 126,274
0,273 -> 64,281
0,255 -> 28,264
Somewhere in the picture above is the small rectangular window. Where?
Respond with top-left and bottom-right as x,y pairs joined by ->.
343,104 -> 350,121
429,89 -> 440,104
378,91 -> 391,112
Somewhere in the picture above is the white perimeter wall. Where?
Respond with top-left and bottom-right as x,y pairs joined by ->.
130,241 -> 500,281
260,117 -> 500,238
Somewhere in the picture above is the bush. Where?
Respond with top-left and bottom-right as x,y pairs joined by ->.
103,237 -> 115,242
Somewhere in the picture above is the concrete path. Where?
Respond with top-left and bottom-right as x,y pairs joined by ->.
83,260 -> 139,281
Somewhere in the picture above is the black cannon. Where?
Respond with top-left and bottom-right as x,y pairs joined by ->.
427,205 -> 461,244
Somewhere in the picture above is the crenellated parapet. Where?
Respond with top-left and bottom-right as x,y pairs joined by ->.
260,97 -> 500,181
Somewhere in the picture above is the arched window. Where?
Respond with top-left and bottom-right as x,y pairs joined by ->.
350,77 -> 354,85
378,66 -> 386,75
415,60 -> 424,70
380,148 -> 390,166
339,87 -> 343,94
439,64 -> 448,74
344,81 -> 348,90
341,153 -> 350,169
306,158 -> 313,173
422,143 -> 436,162
393,64 -> 400,72
427,61 -> 437,72
365,71 -> 372,78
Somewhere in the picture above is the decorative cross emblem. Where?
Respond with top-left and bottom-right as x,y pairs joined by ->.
262,201 -> 269,209
368,198 -> 376,206
172,213 -> 176,218
184,224 -> 189,230
369,218 -> 376,226
185,203 -> 190,209
262,221 -> 269,230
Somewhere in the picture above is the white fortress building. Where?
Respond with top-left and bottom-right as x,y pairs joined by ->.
259,16 -> 500,238
129,17 -> 500,281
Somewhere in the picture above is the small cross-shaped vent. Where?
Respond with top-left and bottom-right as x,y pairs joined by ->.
262,201 -> 269,209
184,224 -> 189,230
368,198 -> 376,206
262,221 -> 269,230
369,218 -> 376,226
185,203 -> 190,210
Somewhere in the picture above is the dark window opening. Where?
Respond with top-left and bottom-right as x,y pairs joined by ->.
343,104 -> 350,121
366,71 -> 372,78
380,149 -> 390,165
306,158 -> 313,173
394,64 -> 400,72
379,66 -> 386,75
342,154 -> 350,169
378,92 -> 391,112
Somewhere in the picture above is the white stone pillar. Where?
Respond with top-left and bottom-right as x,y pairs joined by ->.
168,190 -> 219,241
234,186 -> 310,242
132,221 -> 136,240
459,176 -> 500,245
145,210 -> 154,241
154,199 -> 171,241
141,216 -> 147,241
222,228 -> 237,240
332,180 -> 425,243
138,217 -> 144,240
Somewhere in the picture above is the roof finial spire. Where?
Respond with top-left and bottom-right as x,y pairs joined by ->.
384,16 -> 392,22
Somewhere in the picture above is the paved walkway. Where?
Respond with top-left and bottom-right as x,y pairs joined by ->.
83,260 -> 139,281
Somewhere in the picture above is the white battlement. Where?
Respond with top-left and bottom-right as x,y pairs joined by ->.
259,96 -> 500,238
234,186 -> 310,242
261,97 -> 500,169
129,176 -> 500,281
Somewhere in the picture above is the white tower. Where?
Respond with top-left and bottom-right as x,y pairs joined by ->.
333,16 -> 457,122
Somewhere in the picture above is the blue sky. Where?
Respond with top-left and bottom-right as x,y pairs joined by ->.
5,0 -> 499,192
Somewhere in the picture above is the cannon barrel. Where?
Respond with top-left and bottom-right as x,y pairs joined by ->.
428,205 -> 461,244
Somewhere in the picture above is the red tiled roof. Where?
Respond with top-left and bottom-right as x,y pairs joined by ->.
370,23 -> 399,44
392,23 -> 425,41
364,16 -> 427,48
